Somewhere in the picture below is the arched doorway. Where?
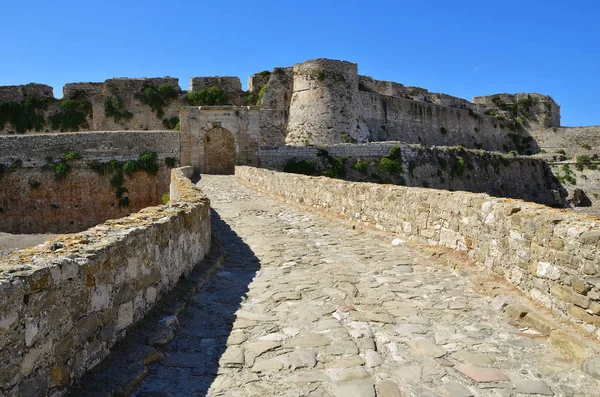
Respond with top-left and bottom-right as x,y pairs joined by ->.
203,126 -> 236,174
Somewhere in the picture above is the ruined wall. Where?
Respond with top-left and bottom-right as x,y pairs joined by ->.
189,77 -> 246,106
258,143 -> 564,206
0,84 -> 54,103
236,166 -> 600,339
286,59 -> 369,145
359,92 -> 533,152
0,75 -> 250,135
472,93 -> 561,129
257,68 -> 293,146
530,126 -> 600,156
0,132 -> 179,233
0,167 -> 211,397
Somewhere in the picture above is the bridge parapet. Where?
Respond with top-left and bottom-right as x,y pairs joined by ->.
0,167 -> 211,396
236,166 -> 600,338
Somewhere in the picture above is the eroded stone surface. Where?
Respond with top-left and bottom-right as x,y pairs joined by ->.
73,175 -> 599,396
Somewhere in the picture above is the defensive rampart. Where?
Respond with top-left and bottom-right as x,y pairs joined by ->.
258,143 -> 564,206
236,166 -> 600,338
0,167 -> 211,397
0,132 -> 179,234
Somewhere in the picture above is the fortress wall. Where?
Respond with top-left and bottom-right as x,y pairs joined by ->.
0,167 -> 211,397
286,59 -> 369,145
236,166 -> 600,338
530,126 -> 600,156
258,68 -> 293,146
0,132 -> 179,234
258,143 -> 563,206
0,131 -> 179,167
359,92 -> 529,151
0,167 -> 171,234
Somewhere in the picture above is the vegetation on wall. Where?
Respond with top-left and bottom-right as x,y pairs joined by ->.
49,99 -> 92,132
165,157 -> 177,167
43,151 -> 82,180
0,97 -> 48,133
317,148 -> 347,178
185,86 -> 229,106
256,83 -> 269,106
104,97 -> 133,124
556,164 -> 577,185
352,160 -> 369,174
139,83 -> 179,118
491,95 -> 538,119
283,159 -> 316,175
379,146 -> 404,174
576,155 -> 597,171
88,151 -> 160,206
0,159 -> 23,177
162,117 -> 179,130
507,133 -> 534,155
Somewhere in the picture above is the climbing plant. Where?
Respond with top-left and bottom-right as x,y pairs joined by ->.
0,97 -> 48,133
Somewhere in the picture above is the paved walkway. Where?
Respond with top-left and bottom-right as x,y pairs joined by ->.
97,176 -> 598,396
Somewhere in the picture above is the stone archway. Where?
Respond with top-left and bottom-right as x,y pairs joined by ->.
203,126 -> 236,174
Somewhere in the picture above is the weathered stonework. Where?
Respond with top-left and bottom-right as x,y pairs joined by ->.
257,68 -> 293,146
0,132 -> 179,233
286,59 -> 369,145
236,166 -> 600,338
0,167 -> 211,397
179,106 -> 259,173
190,76 -> 246,106
258,143 -> 565,206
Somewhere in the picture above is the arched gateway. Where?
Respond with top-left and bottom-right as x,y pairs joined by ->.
179,106 -> 259,174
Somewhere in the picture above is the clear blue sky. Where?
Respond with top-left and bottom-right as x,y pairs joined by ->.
2,0 -> 598,126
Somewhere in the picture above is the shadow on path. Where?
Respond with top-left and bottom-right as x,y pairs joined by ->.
67,209 -> 260,396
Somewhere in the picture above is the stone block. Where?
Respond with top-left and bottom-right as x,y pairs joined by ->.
567,304 -> 594,324
551,283 -> 590,308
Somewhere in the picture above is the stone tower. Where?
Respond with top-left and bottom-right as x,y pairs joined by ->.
286,59 -> 369,145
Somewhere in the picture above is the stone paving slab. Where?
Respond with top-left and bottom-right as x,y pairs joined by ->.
77,175 -> 600,396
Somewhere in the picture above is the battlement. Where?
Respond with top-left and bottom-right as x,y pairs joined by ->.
0,58 -> 568,153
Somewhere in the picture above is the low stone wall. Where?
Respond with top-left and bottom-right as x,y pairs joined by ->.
0,167 -> 211,396
236,166 -> 600,338
258,143 -> 564,207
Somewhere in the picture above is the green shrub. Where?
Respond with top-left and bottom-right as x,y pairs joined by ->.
324,157 -> 347,178
162,117 -> 179,130
257,84 -> 269,105
110,172 -> 124,188
256,70 -> 271,77
576,155 -> 597,171
353,160 -> 369,173
122,160 -> 138,175
379,146 -> 403,174
440,126 -> 448,135
49,99 -> 91,132
450,156 -> 466,178
162,193 -> 170,204
104,98 -> 133,123
137,151 -> 159,174
284,159 -> 316,175
185,86 -> 229,106
140,84 -> 178,118
63,151 -> 82,162
165,157 -> 177,167
246,94 -> 257,106
0,96 -> 48,133
54,161 -> 70,180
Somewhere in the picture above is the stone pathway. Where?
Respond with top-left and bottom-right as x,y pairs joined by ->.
91,175 -> 600,396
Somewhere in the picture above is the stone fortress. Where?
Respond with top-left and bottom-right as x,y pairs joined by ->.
1,58 -> 600,396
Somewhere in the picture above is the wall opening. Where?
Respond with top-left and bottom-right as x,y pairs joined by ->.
203,126 -> 236,174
